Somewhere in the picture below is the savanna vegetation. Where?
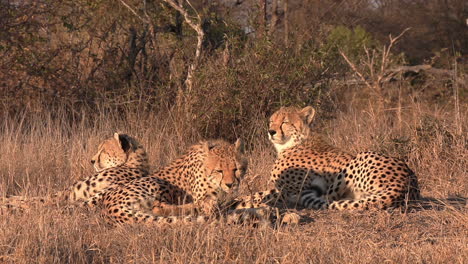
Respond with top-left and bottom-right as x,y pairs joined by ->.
1,0 -> 466,263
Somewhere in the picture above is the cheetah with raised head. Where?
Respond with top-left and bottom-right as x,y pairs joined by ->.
92,139 -> 250,224
236,106 -> 420,210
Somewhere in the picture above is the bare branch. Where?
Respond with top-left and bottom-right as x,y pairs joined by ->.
339,50 -> 373,91
340,28 -> 411,100
118,0 -> 147,23
162,0 -> 204,93
391,28 -> 411,43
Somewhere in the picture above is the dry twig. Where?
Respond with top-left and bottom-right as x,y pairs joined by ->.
340,28 -> 410,98
162,0 -> 204,94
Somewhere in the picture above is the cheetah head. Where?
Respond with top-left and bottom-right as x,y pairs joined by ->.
268,106 -> 315,153
91,133 -> 144,172
203,139 -> 247,193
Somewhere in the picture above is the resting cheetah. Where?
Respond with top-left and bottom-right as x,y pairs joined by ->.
91,139 -> 249,224
70,133 -> 150,203
236,106 -> 420,210
1,133 -> 149,212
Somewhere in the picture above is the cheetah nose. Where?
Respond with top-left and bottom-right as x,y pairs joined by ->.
268,130 -> 277,136
91,160 -> 95,164
225,183 -> 233,188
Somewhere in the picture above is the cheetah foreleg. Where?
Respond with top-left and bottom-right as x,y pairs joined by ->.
233,189 -> 283,209
152,202 -> 199,216
82,190 -> 109,208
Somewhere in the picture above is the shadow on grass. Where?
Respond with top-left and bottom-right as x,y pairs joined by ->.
408,196 -> 467,211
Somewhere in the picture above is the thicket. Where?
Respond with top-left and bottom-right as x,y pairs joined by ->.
1,0 -> 466,141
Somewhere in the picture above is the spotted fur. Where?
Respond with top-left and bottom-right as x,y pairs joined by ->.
93,139 -> 249,225
235,106 -> 421,210
1,133 -> 149,212
67,133 -> 149,203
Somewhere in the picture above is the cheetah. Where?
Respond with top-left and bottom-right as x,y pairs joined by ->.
91,139 -> 250,225
1,135 -> 266,226
69,132 -> 150,203
235,106 -> 420,211
1,133 -> 150,211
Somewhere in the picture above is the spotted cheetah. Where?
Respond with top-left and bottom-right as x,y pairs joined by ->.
2,135 -> 266,226
70,133 -> 150,203
1,133 -> 149,213
236,106 -> 420,210
90,139 -> 250,225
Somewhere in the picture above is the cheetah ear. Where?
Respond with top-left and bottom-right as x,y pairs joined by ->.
299,106 -> 316,125
235,138 -> 244,154
115,133 -> 131,152
203,141 -> 216,152
114,132 -> 121,143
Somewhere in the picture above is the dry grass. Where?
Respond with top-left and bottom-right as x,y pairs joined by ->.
1,91 -> 466,263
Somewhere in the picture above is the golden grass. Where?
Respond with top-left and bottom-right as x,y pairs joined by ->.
1,94 -> 466,263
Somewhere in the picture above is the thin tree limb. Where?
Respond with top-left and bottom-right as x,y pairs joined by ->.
339,50 -> 373,91
118,0 -> 147,23
162,0 -> 204,93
